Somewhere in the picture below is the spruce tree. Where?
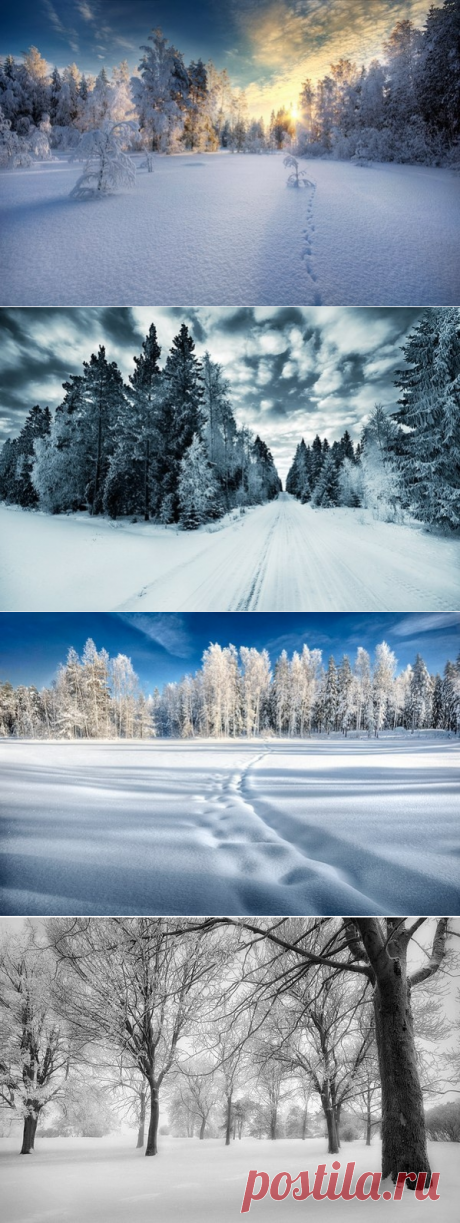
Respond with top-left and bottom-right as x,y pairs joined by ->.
104,324 -> 162,520
159,324 -> 204,521
395,308 -> 460,528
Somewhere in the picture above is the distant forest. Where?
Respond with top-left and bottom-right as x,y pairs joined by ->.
0,0 -> 458,168
286,309 -> 460,531
1,635 -> 459,740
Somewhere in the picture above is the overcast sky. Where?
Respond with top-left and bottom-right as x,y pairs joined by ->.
0,306 -> 426,481
1,0 -> 433,119
1,612 -> 458,691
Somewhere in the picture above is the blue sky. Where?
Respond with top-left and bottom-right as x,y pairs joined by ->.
1,1 -> 433,119
0,306 -> 428,480
1,613 -> 458,692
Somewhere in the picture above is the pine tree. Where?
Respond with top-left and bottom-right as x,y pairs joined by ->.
159,325 -> 204,521
2,405 -> 51,508
104,324 -> 162,520
395,308 -> 460,528
322,656 -> 339,731
132,28 -> 189,152
311,452 -> 340,507
178,436 -> 223,529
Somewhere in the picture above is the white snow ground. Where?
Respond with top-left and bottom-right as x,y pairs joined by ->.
0,497 -> 458,612
0,153 -> 458,306
1,1134 -> 458,1222
0,736 -> 458,916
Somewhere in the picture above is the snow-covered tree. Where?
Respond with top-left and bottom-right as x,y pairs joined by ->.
132,28 -> 189,152
70,122 -> 136,197
178,435 -> 223,529
395,308 -> 460,529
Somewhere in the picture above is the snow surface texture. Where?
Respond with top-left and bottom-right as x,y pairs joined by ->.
0,1135 -> 458,1222
0,154 -> 458,306
1,497 -> 458,612
1,737 -> 458,917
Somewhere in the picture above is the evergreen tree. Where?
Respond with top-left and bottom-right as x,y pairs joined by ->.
81,347 -> 126,515
0,405 -> 51,507
159,325 -> 204,521
322,656 -> 339,731
311,452 -> 340,507
178,435 -> 223,529
395,308 -> 460,528
104,324 -> 162,520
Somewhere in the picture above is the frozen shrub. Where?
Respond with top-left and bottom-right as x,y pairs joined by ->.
284,153 -> 314,188
70,122 -> 136,197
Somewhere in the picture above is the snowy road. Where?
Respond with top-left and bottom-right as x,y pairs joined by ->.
0,153 -> 458,306
1,496 -> 458,611
1,738 -> 458,916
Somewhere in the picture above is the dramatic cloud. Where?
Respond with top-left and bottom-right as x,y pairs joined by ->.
5,0 -> 433,116
0,306 -> 426,480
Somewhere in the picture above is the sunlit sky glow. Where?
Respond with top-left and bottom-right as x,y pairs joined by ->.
1,612 -> 458,691
0,306 -> 428,481
1,1 -> 433,120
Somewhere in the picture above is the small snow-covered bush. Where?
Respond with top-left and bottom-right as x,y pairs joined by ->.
70,122 -> 137,197
283,154 -> 314,188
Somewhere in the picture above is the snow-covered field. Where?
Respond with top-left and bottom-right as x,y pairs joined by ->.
1,497 -> 458,612
1,1134 -> 458,1222
0,153 -> 458,306
0,736 -> 458,916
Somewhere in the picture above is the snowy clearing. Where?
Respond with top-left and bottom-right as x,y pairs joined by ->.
0,497 -> 458,612
0,154 -> 458,306
1,1134 -> 458,1222
0,736 -> 458,917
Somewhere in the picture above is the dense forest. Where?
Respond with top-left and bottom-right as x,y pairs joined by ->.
0,0 -> 458,168
286,309 -> 460,530
1,635 -> 459,740
0,323 -> 281,527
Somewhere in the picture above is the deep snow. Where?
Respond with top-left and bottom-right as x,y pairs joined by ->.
0,736 -> 458,917
0,153 -> 458,306
0,1134 -> 458,1222
0,497 -> 458,612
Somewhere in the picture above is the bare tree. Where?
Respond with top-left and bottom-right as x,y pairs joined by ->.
49,917 -> 216,1156
0,930 -> 74,1154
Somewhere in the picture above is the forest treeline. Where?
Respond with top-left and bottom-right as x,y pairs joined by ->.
0,323 -> 280,527
0,918 -> 456,1179
0,0 -> 458,168
1,635 -> 459,740
286,309 -> 460,530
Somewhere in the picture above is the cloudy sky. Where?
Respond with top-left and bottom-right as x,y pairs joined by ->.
1,612 -> 458,691
2,0 -> 432,118
0,305 -> 426,481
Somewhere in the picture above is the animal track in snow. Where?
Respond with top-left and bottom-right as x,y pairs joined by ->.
300,181 -> 322,304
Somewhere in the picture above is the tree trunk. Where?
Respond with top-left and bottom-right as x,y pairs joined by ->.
136,1088 -> 146,1149
92,393 -> 103,516
144,440 -> 150,521
145,1082 -> 159,1156
321,1089 -> 339,1154
225,1092 -> 232,1147
373,974 -> 431,1185
269,1108 -> 277,1140
199,1116 -> 206,1140
21,1114 -> 38,1154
